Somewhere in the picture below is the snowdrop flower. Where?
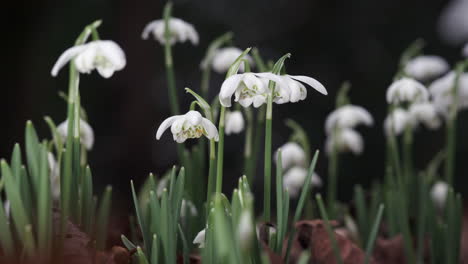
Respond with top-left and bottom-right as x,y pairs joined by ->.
325,105 -> 373,134
276,74 -> 328,103
57,119 -> 95,150
180,199 -> 198,220
238,211 -> 254,249
48,152 -> 61,200
386,78 -> 429,104
51,40 -> 126,78
3,200 -> 10,219
283,166 -> 322,198
156,111 -> 219,143
429,72 -> 468,114
142,18 -> 199,45
404,55 -> 449,81
156,177 -> 168,197
408,103 -> 441,130
193,228 -> 206,248
430,181 -> 449,210
438,0 -> 468,45
211,47 -> 253,74
463,43 -> 468,57
225,111 -> 245,135
384,108 -> 411,136
325,129 -> 364,155
275,142 -> 306,170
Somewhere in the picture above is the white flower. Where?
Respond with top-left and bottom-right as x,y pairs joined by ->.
51,40 -> 126,78
156,111 -> 219,143
463,43 -> 468,57
276,74 -> 328,103
384,108 -> 411,136
193,228 -> 206,248
180,199 -> 198,220
404,55 -> 449,81
386,78 -> 429,104
275,142 -> 306,170
3,200 -> 10,219
325,105 -> 373,134
429,72 -> 468,114
211,47 -> 253,74
57,119 -> 95,150
225,111 -> 245,135
325,129 -> 364,155
238,211 -> 254,250
430,181 -> 449,210
408,103 -> 441,130
283,166 -> 322,198
48,152 -> 61,200
437,0 -> 468,45
142,18 -> 199,45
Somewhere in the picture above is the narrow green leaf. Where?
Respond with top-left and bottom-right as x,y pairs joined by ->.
44,116 -> 63,155
297,251 -> 311,264
178,224 -> 189,264
131,180 -> 149,253
25,121 -> 40,196
135,246 -> 149,264
151,234 -> 159,264
82,166 -> 93,233
37,145 -> 52,258
354,185 -> 368,246
96,186 -> 112,250
316,194 -> 343,264
275,149 -> 284,252
0,198 -> 14,257
364,204 -> 384,264
11,143 -> 22,179
121,234 -> 137,251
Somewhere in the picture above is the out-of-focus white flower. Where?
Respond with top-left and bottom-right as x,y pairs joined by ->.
156,177 -> 168,197
275,142 -> 306,170
156,111 -> 219,143
430,181 -> 449,210
408,103 -> 441,130
142,18 -> 199,45
404,55 -> 449,81
193,228 -> 206,248
438,0 -> 468,45
211,47 -> 253,74
225,111 -> 245,135
386,78 -> 429,104
51,40 -> 126,78
429,72 -> 468,114
283,166 -> 322,198
3,200 -> 10,219
384,108 -> 411,136
48,152 -> 61,200
325,105 -> 373,134
463,43 -> 468,57
57,119 -> 95,150
237,210 -> 254,249
180,199 -> 198,220
325,129 -> 363,155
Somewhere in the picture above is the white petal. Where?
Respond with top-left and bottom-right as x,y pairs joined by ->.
325,105 -> 374,134
225,111 -> 245,135
288,75 -> 328,95
219,74 -> 243,107
193,229 -> 206,248
97,40 -> 127,71
275,142 -> 306,170
252,95 -> 266,108
80,120 -> 95,150
404,55 -> 449,81
431,181 -> 449,210
156,116 -> 180,140
185,111 -> 203,126
97,66 -> 115,78
51,45 -> 88,76
255,72 -> 288,89
74,45 -> 97,74
141,20 -> 163,40
463,43 -> 468,58
201,118 -> 219,141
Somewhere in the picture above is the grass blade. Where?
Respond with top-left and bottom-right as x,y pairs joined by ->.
364,204 -> 384,264
316,194 -> 343,264
96,186 -> 112,250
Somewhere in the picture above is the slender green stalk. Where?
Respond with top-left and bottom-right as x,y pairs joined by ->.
327,128 -> 339,218
243,107 -> 254,182
207,139 -> 217,201
216,107 -> 226,193
402,125 -> 413,182
316,194 -> 343,264
163,2 -> 180,115
275,150 -> 284,252
364,204 -> 384,264
96,186 -> 112,250
263,94 -> 273,221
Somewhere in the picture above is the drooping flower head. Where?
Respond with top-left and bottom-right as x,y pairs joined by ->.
386,77 -> 429,104
325,105 -> 373,134
142,18 -> 199,45
283,166 -> 322,198
211,47 -> 254,74
275,142 -> 306,170
325,128 -> 364,155
51,40 -> 126,78
57,119 -> 95,150
430,181 -> 449,210
225,111 -> 245,135
384,108 -> 411,136
408,103 -> 441,130
156,111 -> 219,143
404,55 -> 449,81
429,71 -> 468,115
193,228 -> 206,248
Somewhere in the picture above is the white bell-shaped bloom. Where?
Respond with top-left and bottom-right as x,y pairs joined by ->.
48,152 -> 61,200
283,166 -> 322,198
225,111 -> 245,135
463,43 -> 468,57
384,108 -> 411,136
142,18 -> 199,45
238,211 -> 254,250
430,181 -> 449,210
156,111 -> 219,143
275,142 -> 306,170
180,199 -> 198,220
275,74 -> 328,103
211,47 -> 253,74
325,105 -> 373,134
429,72 -> 468,115
193,228 -> 206,248
408,103 -> 441,130
404,55 -> 449,81
51,40 -> 126,78
386,77 -> 429,104
57,119 -> 95,150
438,0 -> 468,45
156,176 -> 168,197
325,129 -> 364,155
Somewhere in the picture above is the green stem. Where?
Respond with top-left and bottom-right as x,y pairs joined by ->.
216,107 -> 226,193
244,108 -> 254,182
201,67 -> 211,102
402,125 -> 413,184
327,130 -> 339,218
163,3 -> 180,115
207,139 -> 217,201
263,94 -> 273,221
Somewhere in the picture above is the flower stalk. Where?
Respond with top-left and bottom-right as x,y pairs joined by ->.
163,2 -> 180,115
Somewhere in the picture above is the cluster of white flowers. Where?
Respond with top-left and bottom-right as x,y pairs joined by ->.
142,18 -> 199,45
325,105 -> 373,155
156,111 -> 219,143
219,72 -> 327,108
275,142 -> 322,197
429,71 -> 468,115
384,103 -> 442,136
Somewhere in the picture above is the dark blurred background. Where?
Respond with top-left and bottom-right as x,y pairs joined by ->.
2,0 -> 468,214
